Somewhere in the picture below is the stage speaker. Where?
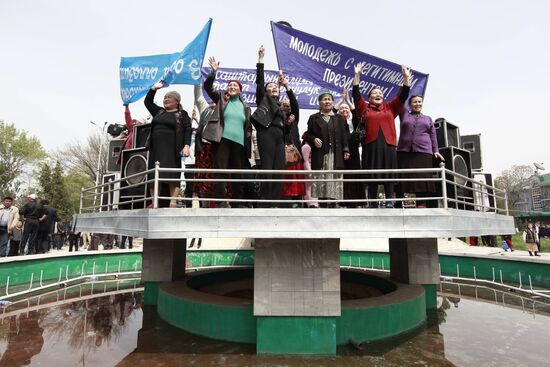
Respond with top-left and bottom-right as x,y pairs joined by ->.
100,172 -> 120,211
133,123 -> 152,149
461,134 -> 483,171
436,146 -> 473,209
119,147 -> 149,209
107,139 -> 124,172
434,118 -> 460,148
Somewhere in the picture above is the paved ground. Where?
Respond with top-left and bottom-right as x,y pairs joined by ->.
2,237 -> 549,264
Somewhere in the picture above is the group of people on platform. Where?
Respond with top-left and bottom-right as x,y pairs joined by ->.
121,47 -> 445,209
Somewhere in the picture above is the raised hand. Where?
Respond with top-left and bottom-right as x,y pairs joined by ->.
258,46 -> 265,62
208,57 -> 220,72
152,81 -> 164,91
278,70 -> 289,89
342,87 -> 349,101
354,62 -> 366,76
401,65 -> 413,86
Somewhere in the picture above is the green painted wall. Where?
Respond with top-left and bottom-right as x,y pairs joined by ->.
144,281 -> 160,305
422,284 -> 438,310
257,316 -> 336,355
157,285 -> 256,343
336,290 -> 425,345
187,250 -> 254,267
439,255 -> 550,288
0,252 -> 142,296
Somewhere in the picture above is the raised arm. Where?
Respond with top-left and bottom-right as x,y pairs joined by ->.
124,104 -> 134,131
352,62 -> 368,118
194,84 -> 209,115
389,65 -> 413,114
256,46 -> 266,104
280,71 -> 299,122
144,81 -> 164,116
204,57 -> 221,104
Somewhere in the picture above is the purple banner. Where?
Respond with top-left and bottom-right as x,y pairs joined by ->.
271,22 -> 429,107
200,67 -> 321,108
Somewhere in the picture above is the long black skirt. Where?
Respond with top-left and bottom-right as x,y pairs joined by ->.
361,129 -> 397,179
344,138 -> 365,202
397,151 -> 436,193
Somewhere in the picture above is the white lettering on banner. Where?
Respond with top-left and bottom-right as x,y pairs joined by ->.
188,59 -> 201,80
344,57 -> 355,70
120,85 -> 150,101
289,36 -> 341,66
323,68 -> 354,89
119,66 -> 158,83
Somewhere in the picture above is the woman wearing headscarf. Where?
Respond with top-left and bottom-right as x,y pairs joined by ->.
203,57 -> 252,208
144,82 -> 191,208
253,46 -> 297,207
306,92 -> 350,207
352,62 -> 412,207
335,88 -> 365,207
396,95 -> 444,208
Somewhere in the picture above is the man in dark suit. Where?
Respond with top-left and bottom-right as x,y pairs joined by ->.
37,199 -> 58,253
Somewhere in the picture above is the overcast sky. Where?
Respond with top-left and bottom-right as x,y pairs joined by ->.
1,0 -> 549,176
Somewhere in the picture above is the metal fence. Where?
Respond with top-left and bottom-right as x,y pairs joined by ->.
79,162 -> 508,214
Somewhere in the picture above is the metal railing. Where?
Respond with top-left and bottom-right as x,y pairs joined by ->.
0,259 -> 141,301
79,162 -> 509,214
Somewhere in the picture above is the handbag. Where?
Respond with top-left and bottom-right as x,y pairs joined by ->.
285,143 -> 302,166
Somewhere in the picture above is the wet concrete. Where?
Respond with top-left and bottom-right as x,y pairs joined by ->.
1,283 -> 549,367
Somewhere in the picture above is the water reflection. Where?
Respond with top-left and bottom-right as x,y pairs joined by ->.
0,281 -> 549,367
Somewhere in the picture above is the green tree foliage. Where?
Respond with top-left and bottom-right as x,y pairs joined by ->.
0,121 -> 46,198
37,161 -> 74,219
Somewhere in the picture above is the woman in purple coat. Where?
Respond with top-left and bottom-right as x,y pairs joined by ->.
396,95 -> 444,208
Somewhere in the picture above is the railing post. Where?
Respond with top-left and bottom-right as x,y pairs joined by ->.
439,162 -> 448,209
153,161 -> 160,209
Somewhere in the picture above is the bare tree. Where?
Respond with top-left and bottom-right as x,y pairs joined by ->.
53,131 -> 108,184
494,165 -> 535,212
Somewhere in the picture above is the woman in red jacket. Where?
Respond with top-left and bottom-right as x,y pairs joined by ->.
352,62 -> 412,207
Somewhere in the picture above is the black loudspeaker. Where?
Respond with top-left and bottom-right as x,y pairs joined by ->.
100,173 -> 120,211
436,146 -> 473,209
434,118 -> 460,148
461,134 -> 483,171
107,139 -> 124,172
119,147 -> 149,209
133,123 -> 152,149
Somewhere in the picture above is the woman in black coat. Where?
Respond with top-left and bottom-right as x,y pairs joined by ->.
144,81 -> 191,207
252,46 -> 297,206
306,92 -> 350,207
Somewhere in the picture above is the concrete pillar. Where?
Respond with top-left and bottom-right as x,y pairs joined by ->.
389,238 -> 439,310
142,238 -> 186,305
254,238 -> 340,355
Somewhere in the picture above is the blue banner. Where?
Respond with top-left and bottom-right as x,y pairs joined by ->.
119,19 -> 212,104
271,22 -> 429,108
200,67 -> 325,108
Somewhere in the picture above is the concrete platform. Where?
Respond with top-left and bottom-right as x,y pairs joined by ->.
75,207 -> 514,239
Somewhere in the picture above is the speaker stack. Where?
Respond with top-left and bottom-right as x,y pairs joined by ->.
461,134 -> 483,172
434,118 -> 474,209
106,139 -> 124,173
118,147 -> 149,209
102,122 -> 152,209
133,123 -> 151,148
100,172 -> 120,211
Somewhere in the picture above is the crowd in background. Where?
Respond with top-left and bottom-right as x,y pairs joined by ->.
0,194 -> 134,258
